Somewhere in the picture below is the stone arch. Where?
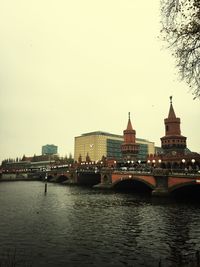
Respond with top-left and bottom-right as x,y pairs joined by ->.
169,182 -> 200,199
166,162 -> 172,169
56,174 -> 68,183
103,174 -> 111,184
172,161 -> 179,170
77,172 -> 101,185
169,181 -> 198,193
112,176 -> 155,191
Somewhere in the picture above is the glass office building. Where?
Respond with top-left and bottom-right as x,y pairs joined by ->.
74,131 -> 154,162
42,144 -> 58,155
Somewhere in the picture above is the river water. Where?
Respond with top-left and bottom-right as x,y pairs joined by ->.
0,181 -> 200,267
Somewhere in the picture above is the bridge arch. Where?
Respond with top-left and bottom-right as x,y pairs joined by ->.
112,176 -> 155,193
56,174 -> 69,183
170,182 -> 200,198
102,174 -> 111,184
76,172 -> 101,185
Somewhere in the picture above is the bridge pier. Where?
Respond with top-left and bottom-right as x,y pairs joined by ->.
94,168 -> 113,189
152,169 -> 169,197
152,187 -> 170,197
65,170 -> 78,184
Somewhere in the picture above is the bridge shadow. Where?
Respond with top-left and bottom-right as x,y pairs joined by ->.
47,174 -> 68,183
113,179 -> 153,196
77,173 -> 101,186
171,184 -> 200,202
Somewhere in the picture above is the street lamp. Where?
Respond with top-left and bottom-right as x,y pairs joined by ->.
158,159 -> 162,168
147,160 -> 151,170
182,159 -> 186,168
182,159 -> 186,173
191,159 -> 195,172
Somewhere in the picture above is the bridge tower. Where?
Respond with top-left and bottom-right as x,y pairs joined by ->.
121,112 -> 139,161
160,96 -> 187,155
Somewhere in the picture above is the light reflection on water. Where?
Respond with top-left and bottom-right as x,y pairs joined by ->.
0,181 -> 200,266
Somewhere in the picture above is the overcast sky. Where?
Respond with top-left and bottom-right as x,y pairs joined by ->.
0,0 -> 199,163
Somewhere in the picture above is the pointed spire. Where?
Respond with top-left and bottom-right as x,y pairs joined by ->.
127,112 -> 133,130
161,96 -> 187,152
168,96 -> 176,119
122,112 -> 139,160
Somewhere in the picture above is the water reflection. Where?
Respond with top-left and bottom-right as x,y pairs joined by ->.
166,205 -> 200,266
0,182 -> 200,266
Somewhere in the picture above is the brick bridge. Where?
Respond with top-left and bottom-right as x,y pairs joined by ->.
46,167 -> 200,197
1,166 -> 200,197
99,168 -> 200,196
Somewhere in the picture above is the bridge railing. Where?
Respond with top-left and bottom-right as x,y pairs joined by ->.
113,167 -> 200,176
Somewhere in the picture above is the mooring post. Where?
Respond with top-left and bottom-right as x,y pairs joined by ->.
44,173 -> 48,194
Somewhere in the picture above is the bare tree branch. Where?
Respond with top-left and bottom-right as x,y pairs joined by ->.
161,0 -> 200,99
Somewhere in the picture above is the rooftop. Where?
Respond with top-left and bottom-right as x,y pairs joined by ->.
81,131 -> 122,138
78,131 -> 152,143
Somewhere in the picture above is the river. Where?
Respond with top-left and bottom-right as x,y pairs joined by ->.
0,181 -> 200,266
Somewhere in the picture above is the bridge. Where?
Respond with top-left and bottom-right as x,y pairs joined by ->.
1,166 -> 200,197
99,168 -> 200,196
43,167 -> 200,197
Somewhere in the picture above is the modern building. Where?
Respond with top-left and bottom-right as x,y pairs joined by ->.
74,131 -> 155,162
42,144 -> 58,155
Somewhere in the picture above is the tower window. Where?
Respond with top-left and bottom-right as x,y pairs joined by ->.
166,125 -> 169,132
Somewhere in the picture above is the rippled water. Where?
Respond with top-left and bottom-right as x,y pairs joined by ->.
0,181 -> 200,267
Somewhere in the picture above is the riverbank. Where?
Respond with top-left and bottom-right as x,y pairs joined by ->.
0,173 -> 42,182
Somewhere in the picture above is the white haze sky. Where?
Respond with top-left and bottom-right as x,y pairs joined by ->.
0,0 -> 199,163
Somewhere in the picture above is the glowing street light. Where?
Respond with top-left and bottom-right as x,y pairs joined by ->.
182,159 -> 186,164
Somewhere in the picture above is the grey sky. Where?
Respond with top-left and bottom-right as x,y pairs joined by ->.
0,0 -> 199,162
